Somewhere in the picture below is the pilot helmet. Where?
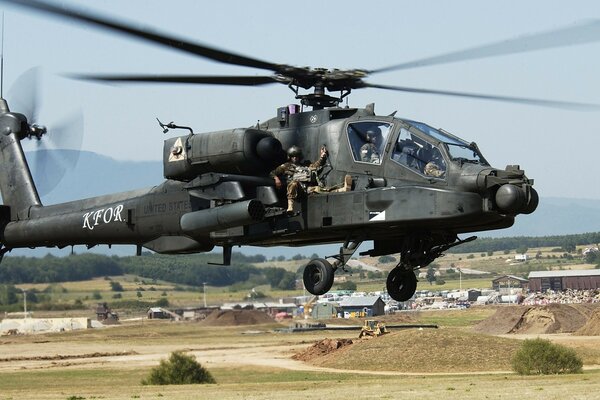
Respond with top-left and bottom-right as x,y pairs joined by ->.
287,145 -> 303,160
366,127 -> 381,142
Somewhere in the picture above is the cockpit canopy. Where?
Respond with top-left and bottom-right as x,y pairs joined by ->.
345,117 -> 488,179
405,120 -> 488,166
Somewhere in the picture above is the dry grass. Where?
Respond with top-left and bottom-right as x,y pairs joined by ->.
1,310 -> 600,400
1,365 -> 599,400
311,328 -> 521,372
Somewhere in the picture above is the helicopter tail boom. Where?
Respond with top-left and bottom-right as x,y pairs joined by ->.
0,99 -> 42,220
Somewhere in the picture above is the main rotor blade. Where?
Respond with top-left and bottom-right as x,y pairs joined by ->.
2,0 -> 283,72
372,20 -> 600,74
68,74 -> 282,86
364,82 -> 600,111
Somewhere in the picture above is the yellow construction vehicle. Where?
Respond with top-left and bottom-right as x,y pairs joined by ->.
358,319 -> 389,338
303,295 -> 317,319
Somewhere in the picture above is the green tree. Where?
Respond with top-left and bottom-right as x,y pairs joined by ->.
516,246 -> 528,255
561,239 -> 576,253
585,250 -> 599,264
378,255 -> 397,263
426,266 -> 436,284
337,280 -> 357,291
110,281 -> 124,292
155,298 -> 169,307
142,351 -> 215,385
276,271 -> 297,290
247,289 -> 266,299
512,338 -> 582,375
0,284 -> 18,306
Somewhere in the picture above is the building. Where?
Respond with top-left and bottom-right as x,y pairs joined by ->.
147,307 -> 181,320
467,289 -> 482,302
258,302 -> 297,317
95,303 -> 118,323
528,270 -> 600,292
339,296 -> 385,318
492,275 -> 529,293
311,302 -> 340,319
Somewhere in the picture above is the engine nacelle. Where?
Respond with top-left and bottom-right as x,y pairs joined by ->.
164,128 -> 285,181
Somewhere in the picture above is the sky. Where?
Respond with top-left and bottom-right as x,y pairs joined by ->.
1,0 -> 600,201
0,0 -> 599,259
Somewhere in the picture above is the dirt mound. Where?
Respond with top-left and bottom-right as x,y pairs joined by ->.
297,329 -> 521,373
474,304 -> 594,335
199,309 -> 275,326
292,338 -> 353,362
379,313 -> 415,324
575,308 -> 600,336
473,305 -> 530,334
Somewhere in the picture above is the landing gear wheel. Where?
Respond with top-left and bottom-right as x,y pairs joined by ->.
386,268 -> 418,302
303,258 -> 334,296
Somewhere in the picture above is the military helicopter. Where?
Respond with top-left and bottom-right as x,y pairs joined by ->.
0,0 -> 598,302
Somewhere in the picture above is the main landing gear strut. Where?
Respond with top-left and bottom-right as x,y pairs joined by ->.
302,235 -> 477,302
385,235 -> 477,301
302,239 -> 361,296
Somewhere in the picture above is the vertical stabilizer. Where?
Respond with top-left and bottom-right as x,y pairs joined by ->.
0,98 -> 42,220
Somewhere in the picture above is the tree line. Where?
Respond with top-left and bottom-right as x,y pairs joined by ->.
0,252 -> 298,290
449,232 -> 600,254
2,231 -> 599,288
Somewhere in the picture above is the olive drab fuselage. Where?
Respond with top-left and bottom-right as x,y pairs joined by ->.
0,102 -> 537,255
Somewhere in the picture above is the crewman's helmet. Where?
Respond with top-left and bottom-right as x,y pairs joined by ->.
366,127 -> 381,143
287,145 -> 303,160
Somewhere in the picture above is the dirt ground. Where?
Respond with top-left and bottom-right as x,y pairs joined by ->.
474,303 -> 600,335
1,305 -> 600,376
2,307 -> 600,400
576,307 -> 600,336
198,309 -> 276,326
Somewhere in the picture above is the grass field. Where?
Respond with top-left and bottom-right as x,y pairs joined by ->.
2,308 -> 600,400
1,366 -> 599,400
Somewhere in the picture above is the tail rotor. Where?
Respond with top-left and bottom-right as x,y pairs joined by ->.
7,67 -> 84,196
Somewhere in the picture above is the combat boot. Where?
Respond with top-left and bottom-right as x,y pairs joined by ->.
287,199 -> 295,213
343,175 -> 352,191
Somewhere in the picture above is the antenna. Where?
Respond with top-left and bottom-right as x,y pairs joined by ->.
1,12 -> 4,99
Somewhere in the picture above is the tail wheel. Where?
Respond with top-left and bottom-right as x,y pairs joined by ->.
386,268 -> 417,302
303,258 -> 334,296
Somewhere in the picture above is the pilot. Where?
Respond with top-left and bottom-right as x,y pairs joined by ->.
424,161 -> 445,178
423,147 -> 446,178
360,128 -> 381,164
271,145 -> 328,213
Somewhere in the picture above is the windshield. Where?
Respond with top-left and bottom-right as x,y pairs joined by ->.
391,128 -> 446,179
347,121 -> 393,165
406,120 -> 487,165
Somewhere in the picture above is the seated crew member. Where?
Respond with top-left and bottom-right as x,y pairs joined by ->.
271,145 -> 328,213
360,129 -> 381,164
423,148 -> 446,178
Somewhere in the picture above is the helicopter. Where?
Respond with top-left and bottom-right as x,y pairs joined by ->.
0,0 -> 598,302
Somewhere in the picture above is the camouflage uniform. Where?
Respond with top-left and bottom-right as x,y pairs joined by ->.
360,142 -> 380,163
271,153 -> 328,201
424,162 -> 445,178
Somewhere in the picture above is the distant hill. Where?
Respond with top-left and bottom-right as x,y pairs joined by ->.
489,197 -> 600,237
4,150 -> 600,258
28,150 -> 163,205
